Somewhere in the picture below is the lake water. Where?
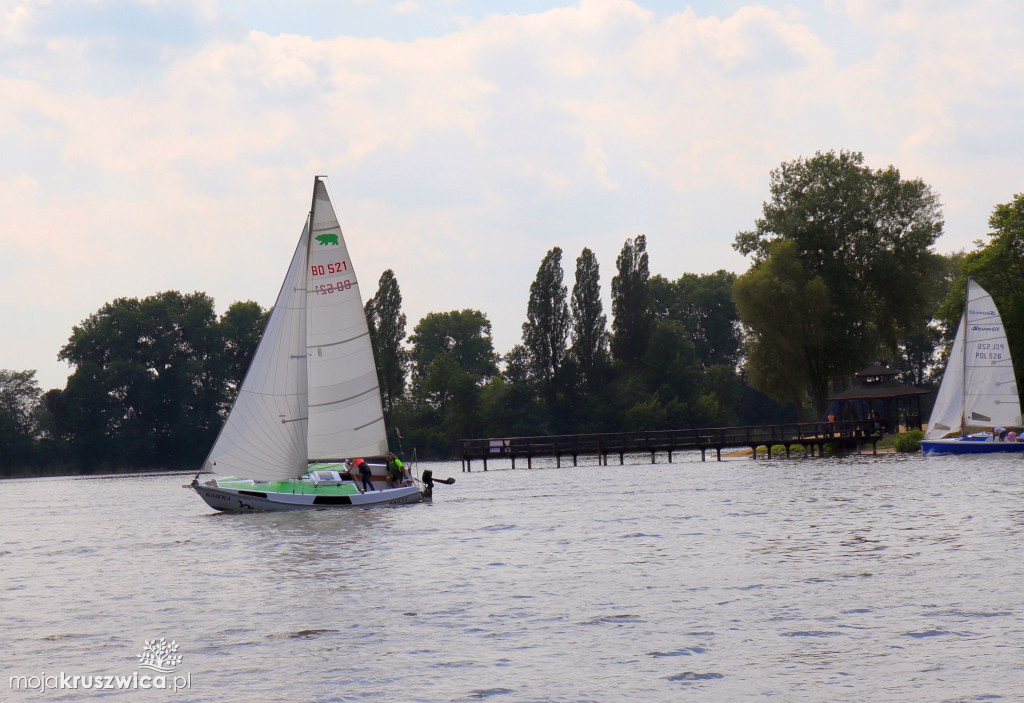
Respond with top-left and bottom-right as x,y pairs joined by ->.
2,452 -> 1023,701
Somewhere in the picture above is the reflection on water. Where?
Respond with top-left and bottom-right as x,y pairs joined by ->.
205,507 -> 401,579
2,453 -> 1023,700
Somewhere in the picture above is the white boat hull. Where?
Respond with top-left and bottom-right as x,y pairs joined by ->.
188,483 -> 424,512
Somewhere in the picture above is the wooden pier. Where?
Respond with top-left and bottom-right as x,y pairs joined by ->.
459,420 -> 885,471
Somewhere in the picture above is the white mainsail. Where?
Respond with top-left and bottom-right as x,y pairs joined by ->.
305,179 -> 388,461
925,279 -> 1022,439
202,178 -> 387,481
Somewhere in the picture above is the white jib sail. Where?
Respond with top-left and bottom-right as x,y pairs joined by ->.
305,179 -> 388,461
925,279 -> 1022,439
925,316 -> 965,439
201,224 -> 311,481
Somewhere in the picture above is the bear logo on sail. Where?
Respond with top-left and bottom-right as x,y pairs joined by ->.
315,233 -> 339,246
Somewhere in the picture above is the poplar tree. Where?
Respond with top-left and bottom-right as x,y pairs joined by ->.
570,247 -> 607,388
364,269 -> 408,417
522,247 -> 570,404
611,235 -> 652,367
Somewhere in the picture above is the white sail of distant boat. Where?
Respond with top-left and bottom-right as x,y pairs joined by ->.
922,278 -> 1023,454
187,177 -> 434,511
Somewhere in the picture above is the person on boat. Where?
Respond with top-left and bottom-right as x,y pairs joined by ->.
993,427 -> 1008,441
386,452 -> 404,488
352,457 -> 374,491
421,468 -> 434,500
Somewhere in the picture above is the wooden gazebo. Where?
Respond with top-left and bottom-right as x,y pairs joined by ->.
826,364 -> 930,433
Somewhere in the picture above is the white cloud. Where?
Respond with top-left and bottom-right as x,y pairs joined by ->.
4,0 -> 1024,389
391,1 -> 420,15
0,2 -> 31,42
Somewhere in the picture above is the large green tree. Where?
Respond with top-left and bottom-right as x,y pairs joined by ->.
365,269 -> 408,419
569,247 -> 607,391
401,310 -> 499,456
639,320 -> 701,425
56,291 -> 265,470
0,369 -> 43,473
936,194 -> 1024,391
650,270 -> 740,369
216,301 -> 268,398
734,150 -> 944,413
522,247 -> 570,405
409,313 -> 501,405
484,344 -> 545,436
888,252 -> 961,387
648,271 -> 746,426
733,240 -> 832,416
58,292 -> 219,467
49,362 -> 115,471
611,234 -> 652,367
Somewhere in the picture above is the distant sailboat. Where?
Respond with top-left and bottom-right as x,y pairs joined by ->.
187,177 -> 427,510
921,278 -> 1024,455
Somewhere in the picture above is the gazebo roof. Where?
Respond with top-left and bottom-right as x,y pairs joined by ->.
855,363 -> 897,378
828,382 -> 931,402
828,363 -> 931,402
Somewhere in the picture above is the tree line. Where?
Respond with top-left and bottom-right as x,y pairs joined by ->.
3,150 -> 1023,474
1,294 -> 269,474
369,240 -> 788,460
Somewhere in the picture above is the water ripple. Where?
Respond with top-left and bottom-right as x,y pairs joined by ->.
3,454 -> 1024,700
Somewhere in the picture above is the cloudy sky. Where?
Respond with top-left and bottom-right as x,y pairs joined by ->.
3,0 -> 1024,391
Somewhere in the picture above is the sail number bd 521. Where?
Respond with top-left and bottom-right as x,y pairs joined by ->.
311,261 -> 353,296
311,261 -> 349,276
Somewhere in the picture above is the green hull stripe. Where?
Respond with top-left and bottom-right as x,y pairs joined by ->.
217,478 -> 361,496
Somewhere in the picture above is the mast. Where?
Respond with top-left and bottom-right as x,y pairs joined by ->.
302,176 -> 323,464
961,277 -> 971,436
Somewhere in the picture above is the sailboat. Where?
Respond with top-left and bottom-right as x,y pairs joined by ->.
187,177 -> 428,510
921,278 -> 1024,455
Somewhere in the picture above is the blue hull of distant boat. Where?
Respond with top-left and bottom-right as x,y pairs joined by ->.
921,438 -> 1024,455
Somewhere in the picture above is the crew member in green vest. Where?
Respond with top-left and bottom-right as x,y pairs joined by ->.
386,452 -> 405,487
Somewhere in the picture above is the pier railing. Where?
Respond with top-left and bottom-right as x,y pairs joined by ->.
459,419 -> 886,470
